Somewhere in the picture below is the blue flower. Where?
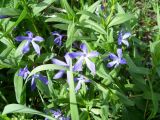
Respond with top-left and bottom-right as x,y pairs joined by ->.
0,15 -> 10,19
118,31 -> 131,47
107,49 -> 126,68
15,31 -> 44,55
18,66 -> 48,91
101,4 -> 105,11
69,43 -> 99,74
52,53 -> 70,79
75,75 -> 90,92
18,66 -> 30,79
45,109 -> 70,120
52,31 -> 64,46
31,74 -> 48,91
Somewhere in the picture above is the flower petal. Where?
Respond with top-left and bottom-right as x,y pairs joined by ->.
87,51 -> 99,58
118,31 -> 122,45
108,53 -> 118,60
107,60 -> 117,68
53,70 -> 65,79
80,43 -> 88,53
122,39 -> 129,47
33,36 -> 44,42
38,74 -> 48,84
22,41 -> 30,54
85,58 -> 96,74
69,52 -> 83,58
64,53 -> 70,65
31,77 -> 36,91
120,58 -> 127,64
54,37 -> 62,46
31,41 -> 40,55
75,81 -> 82,92
26,31 -> 33,38
73,56 -> 84,71
52,31 -> 59,36
122,32 -> 131,39
15,36 -> 30,41
52,59 -> 67,66
117,49 -> 122,58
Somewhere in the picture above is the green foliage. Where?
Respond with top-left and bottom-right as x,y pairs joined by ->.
0,0 -> 160,120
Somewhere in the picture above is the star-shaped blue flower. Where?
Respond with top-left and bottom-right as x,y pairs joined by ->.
15,31 -> 44,55
69,43 -> 99,74
74,75 -> 90,92
118,31 -> 131,47
107,49 -> 127,68
18,66 -> 48,91
52,53 -> 70,79
52,31 -> 64,46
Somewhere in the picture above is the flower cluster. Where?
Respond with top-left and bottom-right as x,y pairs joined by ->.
18,66 -> 48,91
107,31 -> 131,68
15,30 -> 131,119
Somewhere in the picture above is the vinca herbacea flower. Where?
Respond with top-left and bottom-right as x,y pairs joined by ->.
0,15 -> 10,19
18,66 -> 30,79
45,109 -> 70,120
15,31 -> 44,55
69,43 -> 99,74
31,74 -> 48,91
52,31 -> 64,46
75,75 -> 90,92
107,49 -> 126,68
52,53 -> 70,79
118,31 -> 131,47
18,66 -> 48,91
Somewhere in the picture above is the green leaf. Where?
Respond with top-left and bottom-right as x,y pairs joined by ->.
77,10 -> 100,23
82,20 -> 107,34
45,15 -> 72,24
33,0 -> 55,15
35,53 -> 55,63
79,1 -> 101,22
60,0 -> 75,17
0,9 -> 27,39
2,104 -> 55,120
27,64 -> 67,79
66,22 -> 75,48
0,8 -> 21,16
14,70 -> 24,104
36,79 -> 50,97
67,71 -> 79,120
67,57 -> 79,120
150,40 -> 160,66
108,13 -> 135,27
111,89 -> 135,106
125,54 -> 149,75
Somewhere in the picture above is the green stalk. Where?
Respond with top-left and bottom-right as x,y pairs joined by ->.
21,0 -> 39,35
67,58 -> 79,120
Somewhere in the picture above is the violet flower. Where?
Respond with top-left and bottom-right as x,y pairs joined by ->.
52,53 -> 70,79
107,49 -> 126,68
75,75 -> 90,92
18,66 -> 30,79
118,31 -> 131,47
0,15 -> 10,19
18,67 -> 48,91
15,31 -> 44,55
31,74 -> 48,91
69,43 -> 99,74
52,31 -> 64,46
45,109 -> 70,120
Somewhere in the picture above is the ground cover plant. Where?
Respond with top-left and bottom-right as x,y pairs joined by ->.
0,0 -> 160,120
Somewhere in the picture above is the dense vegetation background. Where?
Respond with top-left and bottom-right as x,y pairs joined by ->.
0,0 -> 160,120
